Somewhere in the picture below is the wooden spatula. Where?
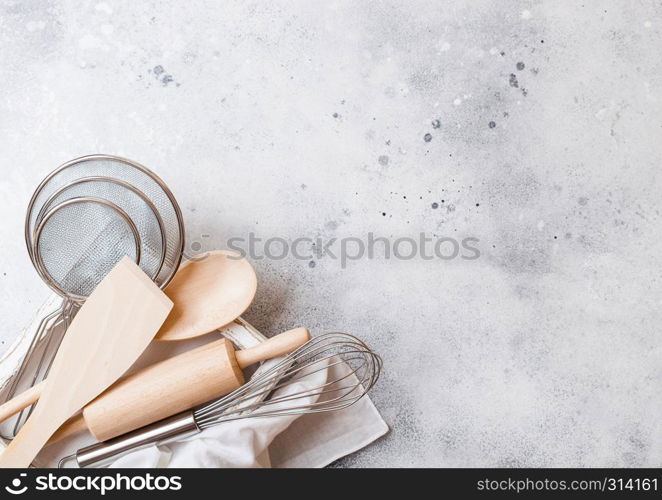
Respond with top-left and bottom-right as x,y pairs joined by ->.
0,257 -> 173,467
0,250 -> 256,421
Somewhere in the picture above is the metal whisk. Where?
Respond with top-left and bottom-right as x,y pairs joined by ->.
60,333 -> 382,468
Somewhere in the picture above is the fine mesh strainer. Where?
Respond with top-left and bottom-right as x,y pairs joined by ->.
34,197 -> 142,300
25,155 -> 184,287
1,155 -> 185,439
35,177 -> 167,285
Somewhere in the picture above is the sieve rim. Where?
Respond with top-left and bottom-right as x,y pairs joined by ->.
35,176 -> 167,282
25,154 -> 185,290
33,197 -> 143,302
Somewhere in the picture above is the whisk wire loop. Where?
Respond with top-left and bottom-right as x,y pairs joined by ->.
195,333 -> 382,428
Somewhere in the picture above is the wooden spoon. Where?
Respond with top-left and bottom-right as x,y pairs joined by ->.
0,257 -> 173,467
156,250 -> 257,341
0,250 -> 257,422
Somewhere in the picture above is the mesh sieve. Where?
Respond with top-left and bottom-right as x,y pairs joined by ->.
33,198 -> 141,301
35,177 -> 166,282
25,155 -> 184,290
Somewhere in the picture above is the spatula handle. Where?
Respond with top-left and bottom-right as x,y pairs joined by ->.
0,403 -> 60,468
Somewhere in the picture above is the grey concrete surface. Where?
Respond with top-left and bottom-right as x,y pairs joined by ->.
0,0 -> 661,467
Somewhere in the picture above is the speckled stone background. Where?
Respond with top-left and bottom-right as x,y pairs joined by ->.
1,0 -> 661,467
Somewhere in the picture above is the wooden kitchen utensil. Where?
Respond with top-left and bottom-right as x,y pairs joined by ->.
0,257 -> 173,468
156,250 -> 257,341
0,250 -> 257,422
50,327 -> 311,443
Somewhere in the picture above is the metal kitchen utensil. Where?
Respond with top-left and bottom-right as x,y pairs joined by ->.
1,155 -> 185,439
34,197 -> 143,300
60,332 -> 381,468
36,177 -> 167,282
0,258 -> 173,468
25,155 -> 185,286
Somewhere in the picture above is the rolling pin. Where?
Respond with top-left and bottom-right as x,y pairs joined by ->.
0,327 -> 310,443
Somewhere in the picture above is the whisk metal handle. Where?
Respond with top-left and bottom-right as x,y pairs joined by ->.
69,411 -> 199,468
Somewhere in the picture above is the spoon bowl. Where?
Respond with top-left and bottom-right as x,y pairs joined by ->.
156,250 -> 257,341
